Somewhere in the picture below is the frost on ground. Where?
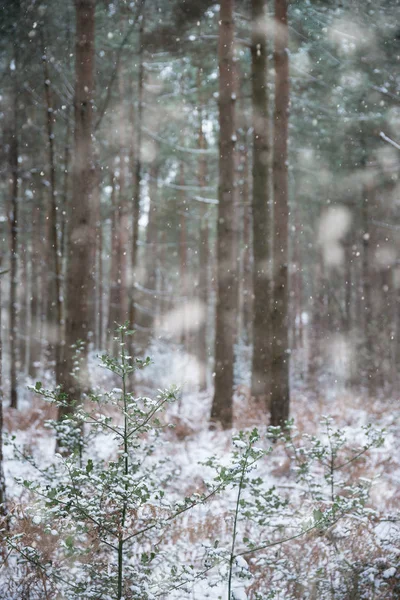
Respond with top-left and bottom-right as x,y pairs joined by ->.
1,341 -> 399,599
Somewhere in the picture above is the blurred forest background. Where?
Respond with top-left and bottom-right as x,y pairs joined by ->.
0,0 -> 399,427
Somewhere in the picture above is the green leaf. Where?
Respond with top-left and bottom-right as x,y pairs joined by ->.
86,459 -> 94,475
313,509 -> 323,523
35,382 -> 42,391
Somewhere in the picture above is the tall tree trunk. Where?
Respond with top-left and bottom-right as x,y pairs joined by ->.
197,101 -> 209,392
362,183 -> 375,395
140,158 -> 159,338
270,0 -> 290,427
8,83 -> 19,410
129,16 -> 144,337
240,133 -> 253,345
93,160 -> 103,350
210,0 -> 236,429
18,204 -> 28,374
179,161 -> 189,350
42,43 -> 63,387
28,191 -> 43,378
117,48 -> 129,324
107,172 -> 120,349
250,0 -> 271,405
0,262 -> 6,514
59,0 -> 95,417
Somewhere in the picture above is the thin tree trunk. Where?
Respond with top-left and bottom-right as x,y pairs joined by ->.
42,42 -> 63,386
107,172 -> 120,349
29,192 -> 43,378
117,47 -> 129,324
59,0 -> 96,417
0,261 -> 6,514
250,0 -> 272,405
362,183 -> 375,395
93,160 -> 103,349
129,17 -> 144,336
140,159 -> 159,338
197,100 -> 209,391
210,0 -> 236,429
18,205 -> 28,374
179,161 -> 188,349
270,0 -> 290,427
8,88 -> 19,410
237,124 -> 253,346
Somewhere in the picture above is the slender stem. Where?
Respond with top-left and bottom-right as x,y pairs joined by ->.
326,423 -> 335,503
123,478 -> 227,544
117,329 -> 129,599
5,539 -> 81,593
235,515 -> 343,558
228,452 -> 248,600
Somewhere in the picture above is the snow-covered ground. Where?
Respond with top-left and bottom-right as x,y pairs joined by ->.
2,341 -> 400,599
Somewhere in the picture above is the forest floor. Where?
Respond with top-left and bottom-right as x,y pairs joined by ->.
3,341 -> 400,598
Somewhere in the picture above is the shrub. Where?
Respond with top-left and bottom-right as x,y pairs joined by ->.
1,326 -> 396,599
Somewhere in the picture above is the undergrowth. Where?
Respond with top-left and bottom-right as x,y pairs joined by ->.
0,325 -> 398,599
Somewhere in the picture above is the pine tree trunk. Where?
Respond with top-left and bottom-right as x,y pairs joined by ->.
42,45 -> 63,387
0,261 -> 6,514
362,183 -> 375,395
108,173 -> 120,350
197,101 -> 209,392
270,0 -> 290,427
140,159 -> 159,338
179,161 -> 189,350
118,54 -> 129,324
8,91 -> 19,410
250,0 -> 271,405
210,0 -> 236,429
93,161 -> 103,350
129,17 -> 144,337
29,189 -> 43,378
59,0 -> 96,417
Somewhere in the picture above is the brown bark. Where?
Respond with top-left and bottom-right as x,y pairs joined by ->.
197,99 -> 209,391
250,0 -> 272,405
270,0 -> 290,427
28,189 -> 43,378
117,48 -> 129,323
179,161 -> 189,349
59,0 -> 96,416
107,172 -> 120,348
0,261 -> 6,513
42,43 -> 63,387
93,161 -> 103,350
8,92 -> 19,410
129,17 -> 144,336
240,135 -> 253,344
18,207 -> 28,373
362,184 -> 375,395
139,158 -> 159,337
210,0 -> 236,429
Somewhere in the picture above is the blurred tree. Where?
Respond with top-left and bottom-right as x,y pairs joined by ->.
271,0 -> 290,427
59,0 -> 96,418
210,0 -> 236,429
250,0 -> 272,406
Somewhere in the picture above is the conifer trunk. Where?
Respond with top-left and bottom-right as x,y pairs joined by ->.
42,44 -> 63,387
129,17 -> 144,336
0,261 -> 6,513
210,0 -> 236,428
59,0 -> 95,416
197,101 -> 209,391
8,85 -> 19,410
251,0 -> 271,405
270,0 -> 290,427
